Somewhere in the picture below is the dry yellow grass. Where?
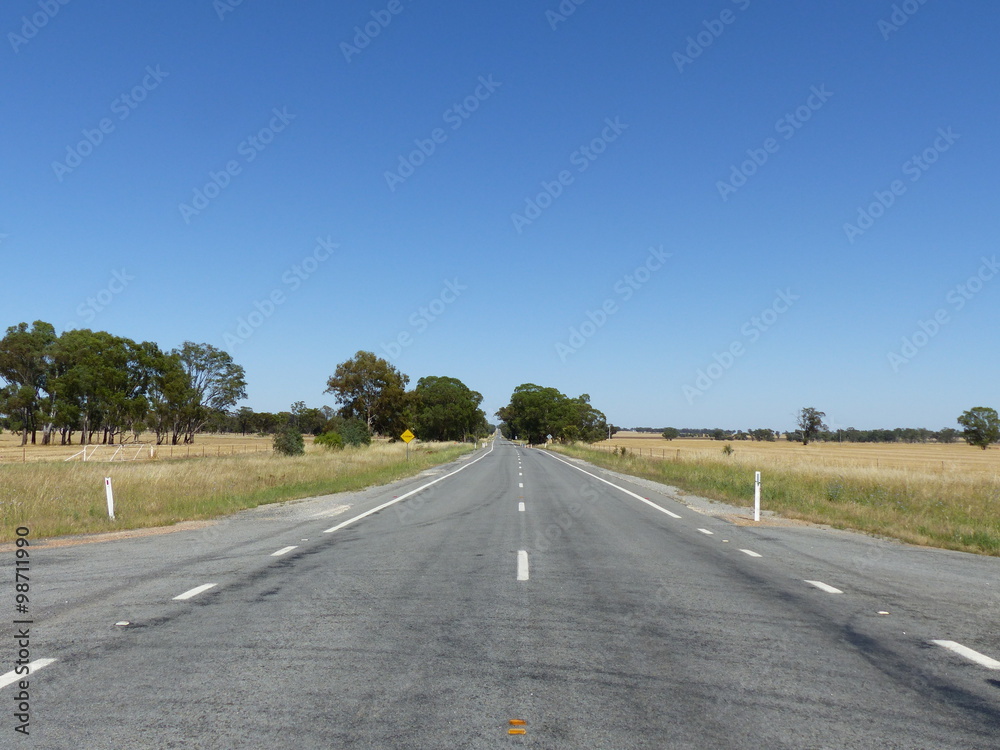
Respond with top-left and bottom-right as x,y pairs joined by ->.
0,431 -> 275,464
603,432 -> 1000,476
0,440 -> 473,542
554,433 -> 1000,556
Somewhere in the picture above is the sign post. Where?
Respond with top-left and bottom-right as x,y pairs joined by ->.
400,429 -> 415,460
105,477 -> 115,520
753,471 -> 761,523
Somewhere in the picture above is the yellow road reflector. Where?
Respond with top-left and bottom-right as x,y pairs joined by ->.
509,720 -> 526,726
508,728 -> 526,735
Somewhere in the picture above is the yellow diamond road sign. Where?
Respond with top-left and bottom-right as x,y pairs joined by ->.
400,429 -> 415,443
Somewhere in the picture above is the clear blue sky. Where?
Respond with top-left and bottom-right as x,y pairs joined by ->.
3,0 -> 998,431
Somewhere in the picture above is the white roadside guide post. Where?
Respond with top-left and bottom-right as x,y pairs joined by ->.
754,471 -> 761,522
105,477 -> 115,520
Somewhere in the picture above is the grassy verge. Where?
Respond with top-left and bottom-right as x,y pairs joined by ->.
0,442 -> 473,542
549,444 -> 1000,557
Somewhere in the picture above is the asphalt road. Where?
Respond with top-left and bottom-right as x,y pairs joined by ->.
4,438 -> 999,748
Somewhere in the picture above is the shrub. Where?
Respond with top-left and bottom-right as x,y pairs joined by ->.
273,426 -> 305,456
315,431 -> 344,450
340,419 -> 371,447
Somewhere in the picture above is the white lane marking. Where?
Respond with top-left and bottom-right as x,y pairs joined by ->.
739,549 -> 762,558
931,641 -> 1000,670
517,550 -> 530,581
0,659 -> 57,690
697,528 -> 714,535
518,472 -> 522,476
518,482 -> 523,488
310,504 -> 352,518
805,580 -> 843,594
173,583 -> 218,601
540,450 -> 682,518
271,546 -> 298,557
324,441 -> 496,534
518,502 -> 525,512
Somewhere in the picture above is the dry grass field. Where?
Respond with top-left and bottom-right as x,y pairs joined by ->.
0,431 -> 275,464
553,432 -> 1000,557
602,432 -> 1000,476
0,439 -> 473,542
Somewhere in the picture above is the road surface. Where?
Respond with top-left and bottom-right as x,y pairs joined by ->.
4,439 -> 999,748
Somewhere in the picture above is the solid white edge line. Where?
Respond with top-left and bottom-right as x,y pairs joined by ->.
324,440 -> 496,534
173,583 -> 218,601
271,546 -> 298,557
931,640 -> 1000,670
0,659 -> 57,690
804,580 -> 843,594
739,549 -> 762,558
518,502 -> 525,512
517,550 -> 529,581
697,528 -> 714,535
539,450 -> 682,518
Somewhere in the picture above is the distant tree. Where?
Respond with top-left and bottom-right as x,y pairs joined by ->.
936,427 -> 958,444
957,407 -> 1000,450
711,428 -> 727,441
236,406 -> 256,436
797,407 -> 827,446
172,342 -> 247,444
496,384 -> 607,445
0,321 -> 56,445
412,376 -> 488,442
290,401 -> 327,435
325,351 -> 409,436
661,427 -> 680,440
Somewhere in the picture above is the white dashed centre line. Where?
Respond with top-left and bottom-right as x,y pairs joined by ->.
739,549 -> 762,558
173,583 -> 218,601
271,546 -> 298,557
805,580 -> 843,594
518,502 -> 525,512
518,482 -> 523,488
517,550 -> 529,581
0,659 -> 56,690
931,641 -> 1000,670
697,528 -> 714,535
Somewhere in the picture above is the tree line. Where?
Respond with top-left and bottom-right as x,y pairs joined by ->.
0,321 -> 246,446
322,351 -> 492,443
495,383 -> 608,444
652,406 -> 1000,450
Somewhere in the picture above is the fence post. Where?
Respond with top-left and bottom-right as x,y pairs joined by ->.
754,471 -> 761,522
